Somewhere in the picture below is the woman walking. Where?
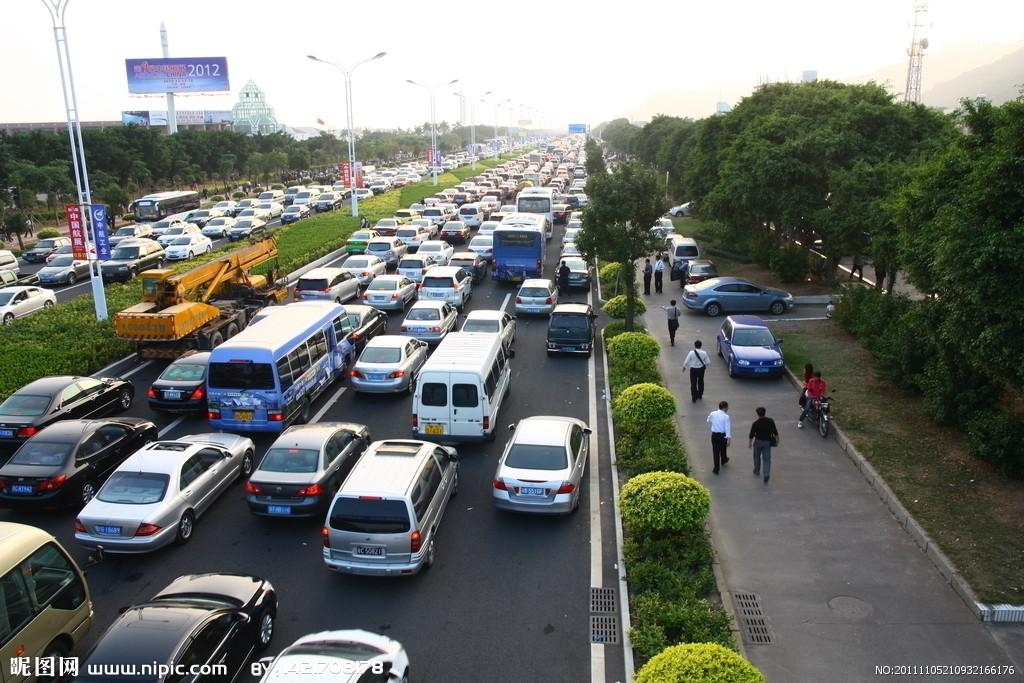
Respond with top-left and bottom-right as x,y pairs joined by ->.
749,407 -> 779,483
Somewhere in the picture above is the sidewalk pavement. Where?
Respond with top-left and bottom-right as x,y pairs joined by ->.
637,288 -> 1023,682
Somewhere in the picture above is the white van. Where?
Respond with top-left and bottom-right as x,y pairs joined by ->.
665,235 -> 701,268
412,332 -> 511,442
457,203 -> 485,228
258,189 -> 285,204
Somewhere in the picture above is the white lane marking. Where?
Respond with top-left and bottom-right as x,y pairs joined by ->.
92,353 -> 140,378
311,384 -> 348,423
498,291 -> 511,312
116,360 -> 154,379
588,286 -> 605,683
158,415 -> 187,437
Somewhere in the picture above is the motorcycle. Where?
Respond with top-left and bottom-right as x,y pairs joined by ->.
808,396 -> 833,438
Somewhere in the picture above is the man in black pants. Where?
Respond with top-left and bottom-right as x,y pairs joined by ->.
706,400 -> 731,474
642,258 -> 653,295
681,340 -> 711,402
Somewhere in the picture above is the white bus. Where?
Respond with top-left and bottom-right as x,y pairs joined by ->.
515,187 -> 556,239
412,333 -> 511,443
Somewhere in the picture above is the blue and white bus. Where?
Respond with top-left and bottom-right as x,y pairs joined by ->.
206,302 -> 355,432
515,187 -> 555,239
492,226 -> 545,283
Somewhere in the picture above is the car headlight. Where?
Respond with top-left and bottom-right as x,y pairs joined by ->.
737,359 -> 751,366
774,359 -> 784,366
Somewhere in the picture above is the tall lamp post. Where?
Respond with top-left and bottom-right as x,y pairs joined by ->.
42,0 -> 107,320
472,90 -> 492,168
308,51 -> 386,217
406,79 -> 458,186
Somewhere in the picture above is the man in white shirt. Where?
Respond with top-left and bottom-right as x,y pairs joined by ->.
682,340 -> 711,403
653,255 -> 666,293
706,400 -> 731,474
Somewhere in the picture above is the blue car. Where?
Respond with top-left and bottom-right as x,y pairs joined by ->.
716,315 -> 786,378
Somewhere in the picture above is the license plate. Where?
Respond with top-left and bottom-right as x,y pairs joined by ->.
11,484 -> 33,494
425,423 -> 444,435
520,487 -> 545,496
96,525 -> 121,535
755,368 -> 769,373
163,390 -> 182,400
236,410 -> 253,421
368,373 -> 386,381
268,505 -> 291,515
429,291 -> 444,298
413,327 -> 427,333
0,429 -> 14,438
354,545 -> 384,557
561,347 -> 576,352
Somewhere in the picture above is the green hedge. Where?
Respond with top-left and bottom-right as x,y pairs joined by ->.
620,471 -> 710,535
634,643 -> 764,683
603,294 -> 645,319
612,383 -> 676,433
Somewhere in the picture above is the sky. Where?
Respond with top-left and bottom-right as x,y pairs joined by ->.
3,0 -> 1023,133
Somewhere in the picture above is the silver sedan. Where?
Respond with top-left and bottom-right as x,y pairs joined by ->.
400,300 -> 458,344
342,254 -> 388,287
360,274 -> 417,311
350,335 -> 429,394
74,433 -> 255,553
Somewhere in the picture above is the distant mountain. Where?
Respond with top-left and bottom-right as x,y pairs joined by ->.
623,41 -> 1024,123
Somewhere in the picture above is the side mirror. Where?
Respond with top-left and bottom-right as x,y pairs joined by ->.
776,338 -> 784,344
443,446 -> 460,461
508,423 -> 516,432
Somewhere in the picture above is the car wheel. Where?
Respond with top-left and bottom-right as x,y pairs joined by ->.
206,245 -> 212,254
422,536 -> 436,569
299,398 -> 311,424
43,300 -> 54,309
400,669 -> 409,683
239,449 -> 255,479
67,273 -> 77,285
118,388 -> 133,410
728,358 -> 737,377
80,480 -> 97,505
37,641 -> 70,683
256,608 -> 275,651
2,313 -> 13,324
451,470 -> 459,498
187,251 -> 194,259
705,302 -> 722,317
407,373 -> 417,396
769,300 -> 786,315
129,267 -> 139,279
176,510 -> 195,545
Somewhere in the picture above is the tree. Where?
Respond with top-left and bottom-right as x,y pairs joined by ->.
584,138 -> 605,175
575,161 -> 667,330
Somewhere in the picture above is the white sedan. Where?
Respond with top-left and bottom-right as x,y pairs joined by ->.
165,233 -> 214,261
341,254 -> 388,287
201,216 -> 237,238
256,201 -> 285,219
0,286 -> 57,324
417,240 -> 454,266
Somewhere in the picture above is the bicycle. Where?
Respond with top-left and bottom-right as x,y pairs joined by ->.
805,396 -> 833,438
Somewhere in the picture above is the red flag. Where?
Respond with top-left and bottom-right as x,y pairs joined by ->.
316,117 -> 325,125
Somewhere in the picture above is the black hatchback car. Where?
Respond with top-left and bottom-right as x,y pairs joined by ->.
75,572 -> 277,683
0,375 -> 135,451
0,417 -> 157,508
340,304 -> 388,356
546,303 -> 597,357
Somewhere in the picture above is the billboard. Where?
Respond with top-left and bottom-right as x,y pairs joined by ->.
125,57 -> 230,94
568,123 -> 587,134
122,110 -> 234,126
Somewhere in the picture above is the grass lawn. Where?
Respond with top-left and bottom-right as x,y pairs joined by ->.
679,213 -> 1024,603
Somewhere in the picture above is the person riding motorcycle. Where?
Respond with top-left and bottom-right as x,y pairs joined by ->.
798,371 -> 827,429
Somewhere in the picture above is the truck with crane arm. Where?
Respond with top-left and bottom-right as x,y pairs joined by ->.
113,236 -> 289,358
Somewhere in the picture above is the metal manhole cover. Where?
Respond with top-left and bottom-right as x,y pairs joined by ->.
732,591 -> 774,645
590,587 -> 616,613
590,614 -> 619,644
828,595 -> 873,620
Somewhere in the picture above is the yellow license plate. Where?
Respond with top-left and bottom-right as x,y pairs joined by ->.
425,424 -> 444,435
236,410 -> 253,421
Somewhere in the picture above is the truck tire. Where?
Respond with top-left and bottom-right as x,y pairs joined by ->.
225,322 -> 240,338
208,332 -> 224,349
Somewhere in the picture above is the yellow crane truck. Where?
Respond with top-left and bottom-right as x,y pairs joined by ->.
114,236 -> 288,358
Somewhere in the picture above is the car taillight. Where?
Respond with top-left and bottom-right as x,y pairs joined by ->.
37,475 -> 68,491
321,526 -> 331,548
410,530 -> 423,553
492,480 -> 508,491
268,411 -> 285,422
361,271 -> 371,277
483,416 -> 490,430
557,483 -> 576,494
391,293 -> 399,299
684,291 -> 698,299
389,370 -> 406,378
516,296 -> 523,303
297,484 -> 324,497
189,387 -> 205,400
207,408 -> 221,420
244,481 -> 263,494
146,386 -> 158,399
74,519 -> 85,533
135,523 -> 162,537
544,297 -> 553,304
430,326 -> 442,333
411,414 -> 418,428
350,369 -> 364,378
15,426 -> 38,439
350,331 -> 364,341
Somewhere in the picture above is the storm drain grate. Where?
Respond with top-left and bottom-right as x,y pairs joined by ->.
590,587 -> 616,613
733,591 -> 774,645
590,614 -> 620,644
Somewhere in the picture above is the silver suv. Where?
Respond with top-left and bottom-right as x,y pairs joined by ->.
322,439 -> 459,576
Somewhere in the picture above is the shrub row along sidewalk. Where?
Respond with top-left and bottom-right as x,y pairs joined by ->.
603,301 -> 764,682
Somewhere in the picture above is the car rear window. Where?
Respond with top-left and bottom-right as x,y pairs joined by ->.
398,259 -> 425,269
505,444 -> 568,470
329,497 -> 410,533
674,245 -> 699,257
421,276 -> 454,288
421,383 -> 447,406
519,287 -> 549,298
158,362 -> 206,382
98,472 -> 169,504
297,278 -> 329,291
550,314 -> 590,331
452,384 -> 478,407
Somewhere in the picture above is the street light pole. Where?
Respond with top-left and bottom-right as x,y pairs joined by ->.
473,90 -> 492,168
42,0 -> 107,320
406,79 -> 458,186
308,51 -> 386,217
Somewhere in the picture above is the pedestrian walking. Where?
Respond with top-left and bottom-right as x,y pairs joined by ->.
850,254 -> 864,280
662,300 -> 682,346
748,407 -> 779,483
653,254 -> 666,293
682,340 -> 711,402
642,258 -> 653,295
557,260 -> 571,295
25,218 -> 33,236
707,401 -> 731,474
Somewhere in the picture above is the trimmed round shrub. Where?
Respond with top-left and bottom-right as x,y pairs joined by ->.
232,191 -> 247,199
608,332 -> 660,369
210,195 -> 225,202
620,471 -> 710,534
599,262 -> 624,288
635,643 -> 764,683
603,294 -> 646,319
604,320 -> 646,340
35,229 -> 61,239
612,383 -> 675,429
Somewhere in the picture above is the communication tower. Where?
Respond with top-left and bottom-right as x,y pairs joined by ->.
903,3 -> 929,104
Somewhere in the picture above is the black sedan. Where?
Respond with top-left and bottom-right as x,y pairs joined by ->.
341,304 -> 388,356
450,252 -> 490,284
0,417 -> 157,508
75,573 -> 277,683
147,351 -> 210,414
0,375 -> 135,452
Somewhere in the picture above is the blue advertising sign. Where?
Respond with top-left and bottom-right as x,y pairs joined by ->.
568,123 -> 587,134
125,57 -> 230,94
89,204 -> 112,260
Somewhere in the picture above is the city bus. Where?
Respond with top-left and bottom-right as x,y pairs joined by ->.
492,225 -> 545,283
515,187 -> 555,239
206,302 -> 355,432
132,191 -> 201,222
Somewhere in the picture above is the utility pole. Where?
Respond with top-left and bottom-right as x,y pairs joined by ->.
903,3 -> 929,104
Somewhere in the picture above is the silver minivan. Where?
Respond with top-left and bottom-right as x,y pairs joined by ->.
321,439 -> 459,576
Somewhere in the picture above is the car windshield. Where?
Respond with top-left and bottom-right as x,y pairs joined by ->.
366,243 -> 390,253
505,444 -> 568,470
109,247 -> 140,259
10,441 -> 70,466
406,308 -> 440,321
419,244 -> 441,252
48,256 -> 76,267
284,207 -> 301,213
35,240 -> 57,249
235,221 -> 256,229
462,320 -> 497,333
359,346 -> 401,363
421,276 -> 454,288
329,497 -> 410,533
97,471 -> 169,504
170,237 -> 193,245
158,362 -> 206,382
377,220 -> 398,227
0,393 -> 52,416
259,448 -> 319,473
207,218 -> 229,225
732,328 -> 777,346
366,279 -> 396,291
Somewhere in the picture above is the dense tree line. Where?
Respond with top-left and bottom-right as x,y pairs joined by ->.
595,81 -> 1024,475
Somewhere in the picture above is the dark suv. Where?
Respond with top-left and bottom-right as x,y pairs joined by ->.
23,237 -> 73,264
546,303 -> 596,357
99,238 -> 166,282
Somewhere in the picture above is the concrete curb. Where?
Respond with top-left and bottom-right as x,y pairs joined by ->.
792,295 -> 834,304
283,245 -> 350,284
782,367 -> 1024,623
